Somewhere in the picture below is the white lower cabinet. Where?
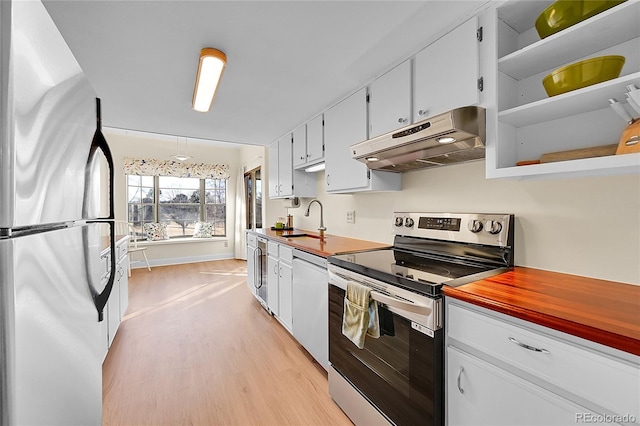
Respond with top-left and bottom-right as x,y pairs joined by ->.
246,232 -> 257,293
446,299 -> 640,426
267,240 -> 293,332
267,253 -> 279,316
101,236 -> 129,361
447,346 -> 613,426
278,262 -> 293,332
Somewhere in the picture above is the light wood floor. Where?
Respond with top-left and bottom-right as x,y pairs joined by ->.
102,259 -> 352,426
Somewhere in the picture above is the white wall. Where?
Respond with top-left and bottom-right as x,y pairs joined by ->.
266,157 -> 640,285
104,129 -> 248,266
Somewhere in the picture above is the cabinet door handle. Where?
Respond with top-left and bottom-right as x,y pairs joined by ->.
326,174 -> 330,186
398,117 -> 407,124
457,367 -> 464,394
274,264 -> 279,275
418,109 -> 428,117
508,337 -> 550,354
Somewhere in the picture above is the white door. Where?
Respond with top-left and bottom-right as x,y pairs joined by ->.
278,262 -> 293,332
268,143 -> 279,198
277,135 -> 293,197
324,88 -> 369,192
267,255 -> 280,316
369,60 -> 411,138
306,114 -> 324,165
414,17 -> 479,122
447,347 -> 615,426
292,125 -> 307,169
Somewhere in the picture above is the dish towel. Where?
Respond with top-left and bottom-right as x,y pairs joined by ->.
342,281 -> 379,349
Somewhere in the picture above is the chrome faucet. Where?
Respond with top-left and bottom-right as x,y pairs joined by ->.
304,199 -> 326,237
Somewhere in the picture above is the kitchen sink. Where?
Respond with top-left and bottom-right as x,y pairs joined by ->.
283,233 -> 323,239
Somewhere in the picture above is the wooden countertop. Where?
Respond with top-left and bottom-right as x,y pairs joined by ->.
443,267 -> 640,356
250,228 -> 391,258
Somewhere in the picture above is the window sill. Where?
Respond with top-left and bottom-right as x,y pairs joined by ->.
137,237 -> 227,247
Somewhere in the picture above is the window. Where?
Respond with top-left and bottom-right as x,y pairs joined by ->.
244,167 -> 262,230
127,175 -> 226,238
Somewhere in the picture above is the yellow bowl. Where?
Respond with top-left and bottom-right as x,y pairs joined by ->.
542,55 -> 625,97
535,0 -> 626,39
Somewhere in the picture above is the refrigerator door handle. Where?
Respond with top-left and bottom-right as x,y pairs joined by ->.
83,98 -> 114,222
83,98 -> 116,322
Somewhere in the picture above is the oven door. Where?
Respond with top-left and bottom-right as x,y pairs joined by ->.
328,281 -> 443,426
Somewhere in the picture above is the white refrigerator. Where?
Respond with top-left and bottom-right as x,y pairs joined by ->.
0,1 -> 115,424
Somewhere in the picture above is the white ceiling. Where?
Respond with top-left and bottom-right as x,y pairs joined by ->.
43,1 -> 488,147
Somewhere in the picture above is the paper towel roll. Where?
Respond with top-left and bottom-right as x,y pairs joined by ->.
283,197 -> 300,208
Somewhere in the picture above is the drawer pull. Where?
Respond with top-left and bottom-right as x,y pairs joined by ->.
457,367 -> 464,394
508,337 -> 550,354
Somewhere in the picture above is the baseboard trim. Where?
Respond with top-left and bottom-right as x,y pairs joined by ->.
130,252 -> 236,269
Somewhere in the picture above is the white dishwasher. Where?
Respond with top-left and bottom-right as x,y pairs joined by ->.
292,249 -> 328,371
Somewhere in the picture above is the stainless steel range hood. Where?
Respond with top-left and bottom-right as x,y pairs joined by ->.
351,106 -> 485,172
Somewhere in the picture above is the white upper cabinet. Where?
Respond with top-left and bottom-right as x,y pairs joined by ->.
486,0 -> 640,179
293,114 -> 324,170
268,134 -> 293,198
292,125 -> 307,169
369,60 -> 412,139
277,135 -> 294,197
268,139 -> 280,198
306,114 -> 324,166
324,88 -> 401,193
413,16 -> 480,122
324,88 -> 369,192
269,134 -> 316,199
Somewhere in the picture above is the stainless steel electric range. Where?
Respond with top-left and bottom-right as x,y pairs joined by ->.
327,212 -> 514,426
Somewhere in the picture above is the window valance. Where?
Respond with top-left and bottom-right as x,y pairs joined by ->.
123,157 -> 230,179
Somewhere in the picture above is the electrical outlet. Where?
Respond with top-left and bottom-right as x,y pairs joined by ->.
346,210 -> 355,224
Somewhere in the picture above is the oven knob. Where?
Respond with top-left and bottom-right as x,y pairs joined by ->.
468,220 -> 483,233
404,218 -> 415,228
485,220 -> 503,235
395,216 -> 404,227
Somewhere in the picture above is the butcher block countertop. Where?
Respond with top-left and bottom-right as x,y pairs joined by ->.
443,267 -> 640,356
250,228 -> 391,258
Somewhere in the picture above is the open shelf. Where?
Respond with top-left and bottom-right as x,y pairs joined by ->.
498,1 -> 640,80
488,152 -> 640,180
488,0 -> 640,180
499,73 -> 640,127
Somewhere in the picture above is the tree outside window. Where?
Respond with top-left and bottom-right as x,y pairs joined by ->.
127,175 -> 226,238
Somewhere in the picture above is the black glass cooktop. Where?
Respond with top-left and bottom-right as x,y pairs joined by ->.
328,248 -> 500,297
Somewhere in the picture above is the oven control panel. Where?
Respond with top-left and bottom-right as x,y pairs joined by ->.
393,212 -> 513,247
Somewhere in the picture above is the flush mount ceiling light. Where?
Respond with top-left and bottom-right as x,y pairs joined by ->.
365,156 -> 380,162
437,136 -> 457,144
192,48 -> 227,113
172,136 -> 192,161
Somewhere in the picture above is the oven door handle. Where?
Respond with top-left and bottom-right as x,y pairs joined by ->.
371,290 -> 432,316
